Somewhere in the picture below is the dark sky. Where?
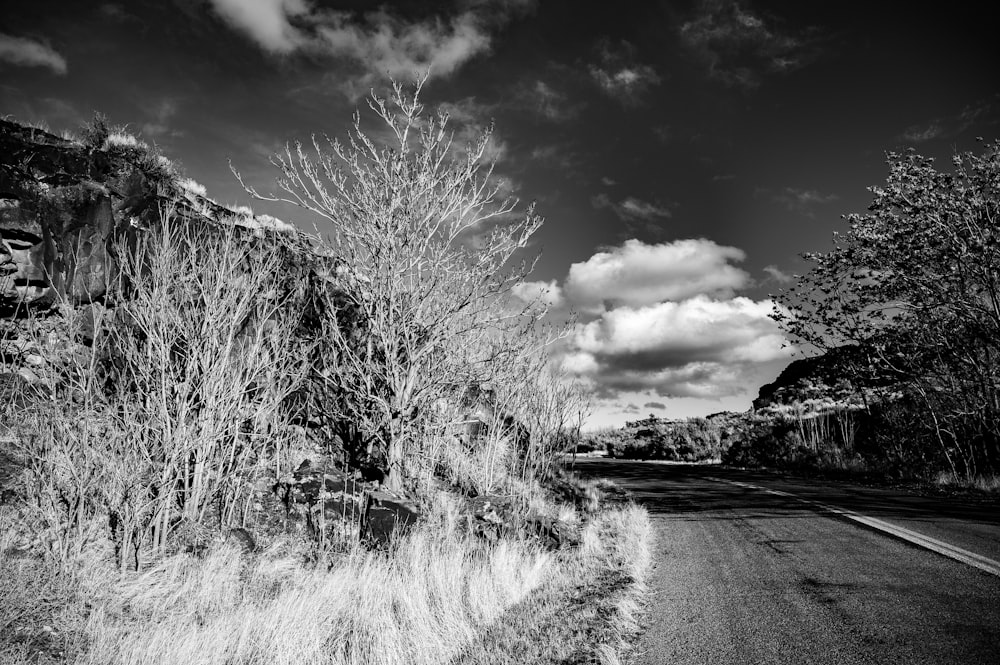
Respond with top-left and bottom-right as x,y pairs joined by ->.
2,0 -> 997,425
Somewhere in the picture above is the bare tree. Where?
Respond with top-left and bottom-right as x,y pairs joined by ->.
237,77 -> 547,490
104,211 -> 307,560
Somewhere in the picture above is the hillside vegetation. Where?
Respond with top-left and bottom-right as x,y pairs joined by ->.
757,141 -> 1000,487
0,80 -> 651,664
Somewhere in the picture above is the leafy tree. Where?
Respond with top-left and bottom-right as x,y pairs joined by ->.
775,140 -> 1000,478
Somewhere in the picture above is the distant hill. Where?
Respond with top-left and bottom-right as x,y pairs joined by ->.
752,345 -> 874,410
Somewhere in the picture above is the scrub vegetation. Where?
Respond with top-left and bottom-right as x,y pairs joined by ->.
582,414 -> 737,463
0,78 -> 652,664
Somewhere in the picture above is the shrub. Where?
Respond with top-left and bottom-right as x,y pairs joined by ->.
7,210 -> 308,569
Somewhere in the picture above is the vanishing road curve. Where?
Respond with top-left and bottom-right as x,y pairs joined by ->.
574,459 -> 1000,665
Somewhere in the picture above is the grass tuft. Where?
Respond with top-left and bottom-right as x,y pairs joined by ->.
933,471 -> 1000,493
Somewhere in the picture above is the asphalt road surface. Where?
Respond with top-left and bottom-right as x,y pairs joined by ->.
573,459 -> 1000,665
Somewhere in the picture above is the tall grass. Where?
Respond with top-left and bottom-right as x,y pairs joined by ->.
0,498 -> 651,665
68,506 -> 551,665
455,503 -> 653,665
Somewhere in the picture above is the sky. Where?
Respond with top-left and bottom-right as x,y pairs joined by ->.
2,0 -> 998,427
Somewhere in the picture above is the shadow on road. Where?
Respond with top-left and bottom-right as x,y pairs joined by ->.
570,459 -> 1000,527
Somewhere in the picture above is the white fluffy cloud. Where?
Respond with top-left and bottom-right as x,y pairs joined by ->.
563,238 -> 749,311
0,33 -> 67,74
554,237 -> 794,401
563,296 -> 791,398
574,296 -> 786,364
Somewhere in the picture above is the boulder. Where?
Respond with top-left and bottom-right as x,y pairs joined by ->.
465,494 -> 579,550
274,459 -> 368,538
466,494 -> 516,543
524,514 -> 580,550
362,490 -> 420,547
224,527 -> 257,554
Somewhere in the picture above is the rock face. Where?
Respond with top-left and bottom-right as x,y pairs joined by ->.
0,117 -> 311,392
0,118 -> 302,317
0,123 -> 118,312
274,459 -> 423,548
275,459 -> 368,535
752,346 -> 867,410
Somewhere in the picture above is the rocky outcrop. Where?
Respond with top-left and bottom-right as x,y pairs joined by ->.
0,117 -> 316,397
274,459 -> 423,548
275,459 -> 367,535
752,346 -> 869,410
0,121 -> 118,311
0,118 -> 303,317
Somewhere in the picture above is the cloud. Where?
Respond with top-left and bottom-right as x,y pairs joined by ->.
900,122 -> 944,144
315,10 -> 491,82
653,126 -> 673,143
529,145 -> 557,161
0,33 -> 67,74
771,187 -> 837,215
898,98 -> 997,144
435,97 -> 509,162
643,401 -> 666,410
564,238 -> 750,310
763,264 -> 794,284
205,1 -> 534,94
555,238 -> 791,401
511,279 -> 564,308
592,194 -> 674,222
140,98 -> 183,141
679,0 -> 812,89
530,80 -> 578,121
563,295 -> 791,398
589,39 -> 661,104
574,296 -> 785,364
206,0 -> 310,53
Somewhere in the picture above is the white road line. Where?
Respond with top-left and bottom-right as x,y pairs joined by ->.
705,476 -> 1000,578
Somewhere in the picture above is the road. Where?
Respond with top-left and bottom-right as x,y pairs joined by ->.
573,459 -> 1000,665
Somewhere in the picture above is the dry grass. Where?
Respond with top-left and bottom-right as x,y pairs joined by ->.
0,492 -> 652,665
933,471 -> 1000,493
79,529 -> 549,665
0,492 -> 552,665
454,503 -> 653,665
